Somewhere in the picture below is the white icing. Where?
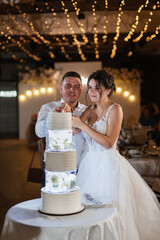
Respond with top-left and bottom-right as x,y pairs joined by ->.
47,112 -> 72,130
45,150 -> 76,172
41,187 -> 81,215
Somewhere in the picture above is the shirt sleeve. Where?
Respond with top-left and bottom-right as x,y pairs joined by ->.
35,105 -> 49,138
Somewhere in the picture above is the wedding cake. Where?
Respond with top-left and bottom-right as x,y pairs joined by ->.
40,112 -> 83,215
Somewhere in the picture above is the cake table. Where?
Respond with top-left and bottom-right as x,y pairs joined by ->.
0,198 -> 124,240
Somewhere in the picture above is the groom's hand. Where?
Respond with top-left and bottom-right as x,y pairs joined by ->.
54,103 -> 71,112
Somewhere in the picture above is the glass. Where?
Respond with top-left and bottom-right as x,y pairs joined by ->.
48,130 -> 72,151
45,170 -> 76,193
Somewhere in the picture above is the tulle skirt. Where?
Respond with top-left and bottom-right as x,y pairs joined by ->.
76,149 -> 160,240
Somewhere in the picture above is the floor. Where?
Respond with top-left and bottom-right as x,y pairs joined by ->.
0,139 -> 42,235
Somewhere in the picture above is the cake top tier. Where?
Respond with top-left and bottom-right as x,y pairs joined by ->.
47,112 -> 72,130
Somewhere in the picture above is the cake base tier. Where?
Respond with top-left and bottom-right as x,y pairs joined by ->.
41,186 -> 82,215
38,205 -> 85,216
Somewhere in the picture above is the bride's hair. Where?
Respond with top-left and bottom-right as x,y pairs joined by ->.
86,70 -> 116,97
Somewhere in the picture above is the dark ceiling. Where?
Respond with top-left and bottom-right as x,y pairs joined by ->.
0,0 -> 160,66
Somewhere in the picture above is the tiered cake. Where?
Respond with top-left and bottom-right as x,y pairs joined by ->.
40,112 -> 83,215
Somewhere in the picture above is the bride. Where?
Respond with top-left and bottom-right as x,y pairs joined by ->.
72,69 -> 160,240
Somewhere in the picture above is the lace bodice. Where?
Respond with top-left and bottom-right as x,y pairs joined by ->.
82,104 -> 118,152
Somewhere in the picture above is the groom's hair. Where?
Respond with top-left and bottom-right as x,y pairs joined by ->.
61,71 -> 82,83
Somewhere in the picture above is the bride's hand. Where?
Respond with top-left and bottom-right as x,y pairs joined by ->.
72,115 -> 82,129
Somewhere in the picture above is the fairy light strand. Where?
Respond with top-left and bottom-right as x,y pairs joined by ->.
91,0 -> 100,59
10,2 -> 55,59
0,18 -> 41,61
54,35 -> 72,60
110,0 -> 125,59
146,25 -> 160,41
124,0 -> 150,42
70,0 -> 89,44
0,41 -> 24,62
10,14 -> 42,45
133,11 -> 154,42
60,0 -> 86,61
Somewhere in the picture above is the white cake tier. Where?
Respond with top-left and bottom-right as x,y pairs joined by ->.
45,150 -> 76,172
41,186 -> 81,215
47,112 -> 72,130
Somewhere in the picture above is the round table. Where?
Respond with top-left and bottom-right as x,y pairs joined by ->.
0,198 -> 124,240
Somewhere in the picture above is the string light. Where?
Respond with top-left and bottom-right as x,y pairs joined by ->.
124,0 -> 150,42
146,25 -> 160,41
26,90 -> 32,96
0,40 -> 24,62
123,91 -> 129,97
10,2 -> 55,59
40,88 -> 46,94
60,0 -> 87,61
128,51 -> 133,57
116,87 -> 122,93
70,0 -> 89,44
133,11 -> 154,43
91,0 -> 100,59
129,95 -> 136,101
19,86 -> 55,102
34,89 -> 39,95
19,95 -> 26,101
105,0 -> 108,9
10,14 -> 42,45
0,0 -> 159,63
110,0 -> 125,59
4,27 -> 41,61
54,35 -> 72,61
47,87 -> 53,93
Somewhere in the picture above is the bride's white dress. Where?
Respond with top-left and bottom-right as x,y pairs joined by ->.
76,104 -> 160,240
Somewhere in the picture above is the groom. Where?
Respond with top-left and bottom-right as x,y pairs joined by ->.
35,71 -> 86,169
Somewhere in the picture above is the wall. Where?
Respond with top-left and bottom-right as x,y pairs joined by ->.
18,83 -> 58,139
112,80 -> 140,127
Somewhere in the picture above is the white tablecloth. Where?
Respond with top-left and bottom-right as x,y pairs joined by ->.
128,158 -> 160,177
0,198 -> 124,240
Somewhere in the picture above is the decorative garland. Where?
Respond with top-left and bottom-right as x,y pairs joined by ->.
104,67 -> 142,85
18,66 -> 60,85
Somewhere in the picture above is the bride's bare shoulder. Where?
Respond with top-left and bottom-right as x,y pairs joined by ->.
111,103 -> 123,117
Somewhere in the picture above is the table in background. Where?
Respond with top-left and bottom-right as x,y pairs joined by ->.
128,158 -> 160,177
0,198 -> 124,240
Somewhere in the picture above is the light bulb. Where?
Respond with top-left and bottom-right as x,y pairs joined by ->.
26,90 -> 32,96
48,87 -> 53,93
116,87 -> 122,93
123,91 -> 129,97
129,95 -> 135,101
34,90 -> 39,95
19,95 -> 26,101
40,88 -> 46,93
